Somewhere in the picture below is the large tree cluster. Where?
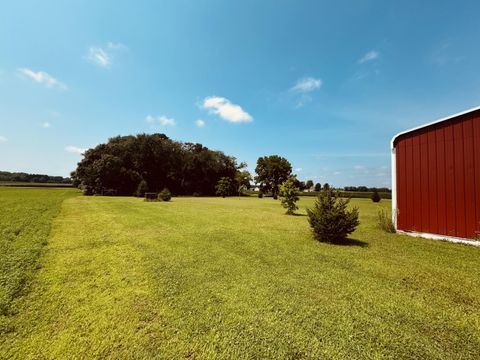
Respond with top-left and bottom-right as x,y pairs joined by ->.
71,133 -> 240,196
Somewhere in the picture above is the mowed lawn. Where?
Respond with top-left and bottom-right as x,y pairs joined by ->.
1,190 -> 480,359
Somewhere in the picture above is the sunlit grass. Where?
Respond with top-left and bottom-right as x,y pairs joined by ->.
1,192 -> 479,359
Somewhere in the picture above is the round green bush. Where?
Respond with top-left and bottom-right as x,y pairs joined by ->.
158,188 -> 172,201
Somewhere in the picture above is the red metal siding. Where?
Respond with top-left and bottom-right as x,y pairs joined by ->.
395,110 -> 480,239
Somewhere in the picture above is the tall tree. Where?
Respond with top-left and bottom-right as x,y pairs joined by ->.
305,180 -> 314,190
314,183 -> 322,192
254,155 -> 292,199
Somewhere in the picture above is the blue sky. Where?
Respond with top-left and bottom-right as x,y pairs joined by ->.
1,1 -> 480,187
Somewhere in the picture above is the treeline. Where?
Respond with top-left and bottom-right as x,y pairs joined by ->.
71,133 -> 248,196
0,171 -> 71,184
343,186 -> 391,193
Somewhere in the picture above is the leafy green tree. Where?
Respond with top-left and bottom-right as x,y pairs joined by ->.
235,164 -> 252,195
305,180 -> 314,190
307,188 -> 359,243
254,155 -> 292,200
279,176 -> 300,215
314,183 -> 322,192
72,134 -> 239,196
371,188 -> 381,203
135,179 -> 149,197
323,183 -> 330,191
215,177 -> 233,197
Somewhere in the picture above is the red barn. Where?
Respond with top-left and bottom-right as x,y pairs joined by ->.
391,106 -> 480,244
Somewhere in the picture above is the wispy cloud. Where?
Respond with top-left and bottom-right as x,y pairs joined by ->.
17,68 -> 67,90
294,167 -> 303,172
202,96 -> 252,123
289,76 -> 322,108
358,50 -> 379,64
41,122 -> 51,128
146,114 -> 176,126
0,136 -> 7,143
88,47 -> 110,67
290,77 -> 322,93
87,42 -> 128,68
65,145 -> 86,154
195,119 -> 205,128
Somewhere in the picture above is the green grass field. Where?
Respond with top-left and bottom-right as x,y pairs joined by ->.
1,189 -> 479,359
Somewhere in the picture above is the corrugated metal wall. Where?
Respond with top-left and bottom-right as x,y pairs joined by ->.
394,110 -> 480,239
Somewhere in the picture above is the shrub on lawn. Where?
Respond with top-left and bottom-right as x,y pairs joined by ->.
371,189 -> 381,203
158,188 -> 172,202
279,175 -> 299,215
307,188 -> 359,243
258,191 -> 263,198
377,209 -> 395,233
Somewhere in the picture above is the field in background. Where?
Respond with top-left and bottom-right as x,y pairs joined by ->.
0,191 -> 479,359
0,182 -> 73,188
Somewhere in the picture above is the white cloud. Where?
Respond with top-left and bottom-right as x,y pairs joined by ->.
202,96 -> 252,123
41,122 -> 51,128
195,119 -> 205,128
294,167 -> 303,172
0,136 -> 7,143
358,50 -> 379,64
88,47 -> 111,67
87,42 -> 128,68
146,114 -> 176,126
65,146 -> 86,154
290,77 -> 322,93
18,68 -> 67,89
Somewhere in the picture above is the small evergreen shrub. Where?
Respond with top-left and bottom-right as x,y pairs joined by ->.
377,209 -> 395,233
279,176 -> 299,215
307,188 -> 359,243
158,188 -> 172,202
258,192 -> 263,198
371,189 -> 381,203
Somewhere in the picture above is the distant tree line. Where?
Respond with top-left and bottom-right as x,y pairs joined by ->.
343,186 -> 391,193
71,133 -> 249,196
0,171 -> 71,184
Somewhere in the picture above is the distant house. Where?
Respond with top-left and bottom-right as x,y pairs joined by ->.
391,106 -> 480,244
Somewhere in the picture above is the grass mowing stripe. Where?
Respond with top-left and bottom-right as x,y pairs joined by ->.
0,188 -> 78,334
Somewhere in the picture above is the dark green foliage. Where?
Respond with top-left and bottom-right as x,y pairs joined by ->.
258,191 -> 263,198
298,191 -> 392,199
377,209 -> 395,233
0,171 -> 71,184
71,133 -> 239,196
254,155 -> 292,200
314,183 -> 321,192
371,189 -> 381,202
158,188 -> 172,202
305,180 -> 314,190
307,188 -> 359,243
135,180 -> 149,197
215,177 -> 233,197
279,176 -> 299,214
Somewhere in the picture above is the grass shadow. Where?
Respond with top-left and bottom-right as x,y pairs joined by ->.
330,238 -> 369,247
